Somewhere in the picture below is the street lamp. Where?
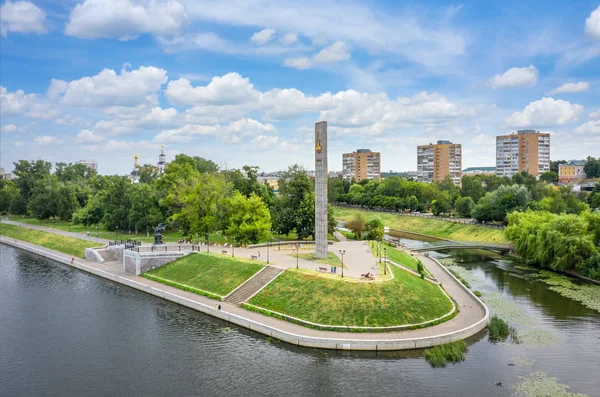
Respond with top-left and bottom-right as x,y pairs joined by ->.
69,220 -> 72,232
115,226 -> 119,242
296,244 -> 299,269
95,224 -> 99,242
232,238 -> 235,258
205,232 -> 210,253
379,239 -> 382,263
339,249 -> 345,278
267,240 -> 270,264
384,247 -> 387,275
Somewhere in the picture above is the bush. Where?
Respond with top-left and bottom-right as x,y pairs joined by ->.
488,315 -> 510,342
473,290 -> 482,297
417,260 -> 426,279
455,196 -> 475,218
424,341 -> 468,367
580,253 -> 600,280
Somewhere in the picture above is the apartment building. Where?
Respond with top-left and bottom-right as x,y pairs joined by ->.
416,140 -> 462,185
342,149 -> 381,181
558,160 -> 586,183
496,130 -> 550,178
79,160 -> 98,171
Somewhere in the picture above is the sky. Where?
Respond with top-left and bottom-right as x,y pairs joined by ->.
0,0 -> 599,175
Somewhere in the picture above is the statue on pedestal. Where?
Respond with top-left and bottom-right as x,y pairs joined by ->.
153,223 -> 166,245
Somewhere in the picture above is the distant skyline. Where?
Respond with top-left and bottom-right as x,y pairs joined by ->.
1,0 -> 599,175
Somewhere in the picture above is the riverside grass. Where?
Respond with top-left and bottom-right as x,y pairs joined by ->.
247,264 -> 454,327
0,223 -> 99,258
144,252 -> 263,297
423,341 -> 468,367
334,206 -> 509,244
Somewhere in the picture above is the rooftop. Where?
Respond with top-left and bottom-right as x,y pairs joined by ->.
463,166 -> 496,172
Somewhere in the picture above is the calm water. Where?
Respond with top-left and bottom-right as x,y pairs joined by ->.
1,243 -> 599,397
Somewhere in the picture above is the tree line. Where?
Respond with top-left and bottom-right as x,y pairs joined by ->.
0,156 -> 335,245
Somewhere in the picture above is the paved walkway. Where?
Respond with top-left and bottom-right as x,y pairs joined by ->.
0,225 -> 488,349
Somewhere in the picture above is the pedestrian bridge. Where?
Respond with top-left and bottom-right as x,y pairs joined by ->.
411,241 -> 513,254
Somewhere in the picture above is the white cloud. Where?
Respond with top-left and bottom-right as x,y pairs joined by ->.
0,86 -> 59,118
94,106 -> 178,135
54,114 -> 89,126
86,139 -> 160,153
182,0 -> 467,69
575,120 -> 600,134
250,28 -> 276,45
153,118 -> 276,144
590,109 -> 600,119
47,79 -> 68,99
505,97 -> 584,127
548,81 -> 589,94
0,1 -> 47,37
34,136 -> 63,145
284,41 -> 350,70
165,73 -> 259,106
489,65 -> 538,89
585,5 -> 600,40
59,66 -> 168,107
280,32 -> 298,45
313,41 -> 350,64
65,0 -> 188,40
14,141 -> 24,147
283,57 -> 313,70
75,129 -> 106,143
1,124 -> 19,133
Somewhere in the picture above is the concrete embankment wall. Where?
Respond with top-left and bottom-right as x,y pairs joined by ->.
0,237 -> 489,351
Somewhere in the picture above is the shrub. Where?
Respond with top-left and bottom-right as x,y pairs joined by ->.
424,341 -> 468,367
417,260 -> 426,279
473,290 -> 482,297
488,315 -> 510,342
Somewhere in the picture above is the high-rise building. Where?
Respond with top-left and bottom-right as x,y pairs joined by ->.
79,160 -> 98,171
417,140 -> 462,185
558,160 -> 586,183
342,149 -> 381,181
156,144 -> 167,173
495,130 -> 550,178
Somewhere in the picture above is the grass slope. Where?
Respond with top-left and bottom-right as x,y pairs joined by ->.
335,207 -> 509,244
248,264 -> 453,327
144,252 -> 263,297
0,223 -> 99,258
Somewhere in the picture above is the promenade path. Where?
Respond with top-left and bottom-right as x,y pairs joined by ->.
0,222 -> 488,350
2,219 -> 110,244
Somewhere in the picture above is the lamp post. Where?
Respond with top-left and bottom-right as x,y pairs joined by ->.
95,224 -> 98,242
267,240 -> 270,264
339,249 -> 345,278
296,244 -> 299,269
379,239 -> 382,263
384,247 -> 387,275
232,238 -> 235,258
115,226 -> 119,242
205,232 -> 209,253
69,220 -> 72,232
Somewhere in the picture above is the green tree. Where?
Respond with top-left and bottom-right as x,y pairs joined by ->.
455,196 -> 475,218
460,175 -> 486,202
539,171 -> 558,184
296,192 -> 316,240
0,180 -> 19,214
365,218 -> 384,240
193,156 -> 219,173
128,183 -> 163,235
584,156 -> 600,178
225,192 -> 271,244
407,195 -> 419,211
137,164 -> 159,184
431,198 -> 451,216
27,175 -> 61,220
472,184 -> 531,223
328,178 -> 344,203
346,213 -> 366,239
13,159 -> 52,202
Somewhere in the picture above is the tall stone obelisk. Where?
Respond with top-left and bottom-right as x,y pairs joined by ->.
315,121 -> 328,260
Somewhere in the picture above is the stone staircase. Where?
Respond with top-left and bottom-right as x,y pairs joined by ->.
224,266 -> 284,305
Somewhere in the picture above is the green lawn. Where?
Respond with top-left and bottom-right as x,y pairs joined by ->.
294,252 -> 342,266
143,252 -> 264,298
0,223 -> 100,258
247,264 -> 454,327
370,241 -> 420,272
335,207 -> 509,244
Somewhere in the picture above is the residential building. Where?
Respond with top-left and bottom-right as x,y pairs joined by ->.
496,130 -> 550,178
462,166 -> 496,176
416,140 -> 462,185
558,160 -> 586,183
79,160 -> 98,171
342,149 -> 381,181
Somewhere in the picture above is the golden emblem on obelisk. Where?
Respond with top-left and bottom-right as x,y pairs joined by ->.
315,136 -> 322,153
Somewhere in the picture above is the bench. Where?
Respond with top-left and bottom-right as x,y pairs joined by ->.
361,272 -> 374,279
222,250 -> 228,254
317,266 -> 328,272
251,255 -> 258,260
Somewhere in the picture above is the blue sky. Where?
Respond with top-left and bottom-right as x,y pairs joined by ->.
1,0 -> 599,175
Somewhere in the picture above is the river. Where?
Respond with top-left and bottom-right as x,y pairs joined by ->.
1,242 -> 599,397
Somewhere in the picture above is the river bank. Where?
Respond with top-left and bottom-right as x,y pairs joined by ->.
0,234 -> 488,351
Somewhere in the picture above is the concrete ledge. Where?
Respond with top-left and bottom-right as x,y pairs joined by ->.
1,237 -> 489,351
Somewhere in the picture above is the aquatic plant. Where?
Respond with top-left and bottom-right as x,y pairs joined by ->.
488,315 -> 510,342
527,270 -> 600,313
513,371 -> 587,397
512,357 -> 535,367
517,329 -> 559,348
482,293 -> 535,326
423,341 -> 468,368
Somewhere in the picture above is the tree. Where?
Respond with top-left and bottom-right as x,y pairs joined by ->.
55,162 -> 96,182
506,211 -> 598,273
193,156 -> 219,173
455,196 -> 475,218
0,180 -> 19,214
472,184 -> 531,223
365,218 -> 384,240
584,156 -> 600,178
13,159 -> 52,201
27,175 -> 61,220
137,164 -> 159,184
225,192 -> 271,245
272,165 -> 313,235
296,192 -> 316,240
539,171 -> 558,184
128,183 -> 163,235
328,178 -> 344,203
346,213 -> 366,239
460,176 -> 486,202
407,196 -> 419,211
431,198 -> 451,216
